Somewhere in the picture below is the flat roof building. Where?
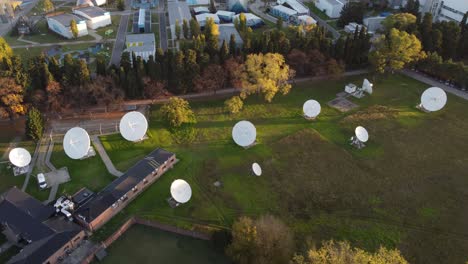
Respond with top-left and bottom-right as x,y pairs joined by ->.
218,23 -> 243,47
74,149 -> 176,231
216,10 -> 235,22
0,187 -> 85,264
196,13 -> 220,27
168,0 -> 192,38
313,0 -> 343,18
193,6 -> 210,14
125,33 -> 156,61
46,13 -> 88,39
72,5 -> 111,30
277,0 -> 309,15
233,13 -> 263,27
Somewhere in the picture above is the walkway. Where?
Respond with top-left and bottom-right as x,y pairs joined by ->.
109,0 -> 132,66
91,135 -> 124,177
11,39 -> 116,49
401,69 -> 468,101
158,0 -> 168,50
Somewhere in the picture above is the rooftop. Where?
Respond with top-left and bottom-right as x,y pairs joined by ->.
47,13 -> 85,26
73,5 -> 108,18
74,148 -> 174,223
168,0 -> 192,26
272,5 -> 298,15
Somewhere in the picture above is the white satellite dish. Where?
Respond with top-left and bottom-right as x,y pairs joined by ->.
232,121 -> 256,147
303,100 -> 321,119
420,87 -> 447,112
355,126 -> 369,143
252,163 -> 262,176
119,111 -> 148,142
63,127 -> 91,160
170,179 -> 192,204
362,79 -> 373,94
9,148 -> 31,167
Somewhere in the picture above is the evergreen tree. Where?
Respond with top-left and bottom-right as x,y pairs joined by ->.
117,0 -> 125,11
70,19 -> 79,38
402,0 -> 420,16
337,2 -> 364,28
48,57 -> 61,81
175,19 -> 181,40
419,13 -> 433,51
184,49 -> 200,93
77,60 -> 90,85
229,34 -> 237,55
209,0 -> 216,13
147,55 -> 158,80
0,37 -> 13,63
189,19 -> 201,37
26,107 -> 43,142
276,17 -> 283,30
458,12 -> 468,59
8,55 -> 28,87
96,54 -> 107,76
182,19 -> 189,39
120,52 -> 131,73
204,17 -> 220,57
219,40 -> 229,63
62,54 -> 75,85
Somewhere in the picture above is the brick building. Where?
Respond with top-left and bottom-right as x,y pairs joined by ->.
0,187 -> 85,264
74,148 -> 176,231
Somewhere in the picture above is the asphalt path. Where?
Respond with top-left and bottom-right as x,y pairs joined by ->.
158,0 -> 168,50
109,13 -> 130,66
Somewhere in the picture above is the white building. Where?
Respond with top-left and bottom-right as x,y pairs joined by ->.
418,0 -> 468,23
46,13 -> 88,39
125,33 -> 156,61
363,16 -> 385,34
168,0 -> 192,38
218,23 -> 243,47
233,13 -> 263,27
193,6 -> 210,14
277,0 -> 309,15
76,0 -> 107,7
314,0 -> 344,19
344,22 -> 365,33
72,6 -> 111,29
195,13 -> 220,27
298,15 -> 316,26
216,10 -> 235,22
271,5 -> 298,22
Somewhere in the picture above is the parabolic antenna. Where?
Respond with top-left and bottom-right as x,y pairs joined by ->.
303,100 -> 321,118
232,121 -> 256,147
170,179 -> 192,204
63,127 -> 91,160
9,148 -> 31,167
420,87 -> 447,112
252,163 -> 262,176
355,126 -> 369,142
119,111 -> 148,142
362,79 -> 373,94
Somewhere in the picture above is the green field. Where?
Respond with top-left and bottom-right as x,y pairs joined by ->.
96,15 -> 122,39
100,224 -> 229,264
85,74 -> 468,263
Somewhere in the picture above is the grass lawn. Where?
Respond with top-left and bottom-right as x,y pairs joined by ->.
20,20 -> 95,44
54,74 -> 468,263
305,2 -> 330,20
96,15 -> 122,39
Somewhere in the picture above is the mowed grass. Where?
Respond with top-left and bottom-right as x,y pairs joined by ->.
93,74 -> 468,263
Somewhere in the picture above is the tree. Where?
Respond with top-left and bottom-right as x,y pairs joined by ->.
226,215 -> 294,264
291,240 -> 408,264
419,13 -> 433,51
382,13 -> 417,32
437,21 -> 461,60
287,49 -> 308,76
204,17 -> 220,56
96,54 -> 107,76
175,19 -> 181,40
160,97 -> 196,127
76,59 -> 90,85
117,0 -> 125,11
193,64 -> 226,93
237,53 -> 294,102
402,0 -> 420,16
25,107 -> 44,141
369,28 -> 423,73
182,19 -> 189,39
0,77 -> 26,119
337,2 -> 365,28
276,17 -> 283,30
189,19 -> 201,37
143,78 -> 165,99
43,0 -> 54,12
46,80 -> 62,112
70,19 -> 79,39
0,37 -> 13,63
225,96 -> 243,114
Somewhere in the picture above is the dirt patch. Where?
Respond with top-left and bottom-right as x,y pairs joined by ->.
341,105 -> 398,124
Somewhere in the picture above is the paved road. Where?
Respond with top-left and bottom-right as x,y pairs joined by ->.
91,135 -> 124,177
109,13 -> 130,66
401,69 -> 468,101
308,11 -> 340,39
11,39 -> 116,48
158,0 -> 168,50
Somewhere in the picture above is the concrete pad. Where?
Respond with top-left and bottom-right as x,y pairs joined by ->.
44,167 -> 71,187
328,98 -> 359,112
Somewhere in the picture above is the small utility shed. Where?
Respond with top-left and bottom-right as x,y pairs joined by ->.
125,33 -> 156,61
73,5 -> 111,29
46,13 -> 88,39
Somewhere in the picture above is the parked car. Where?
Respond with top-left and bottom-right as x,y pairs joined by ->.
37,173 -> 47,189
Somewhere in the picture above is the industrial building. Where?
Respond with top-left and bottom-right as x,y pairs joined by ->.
46,13 -> 88,39
124,33 -> 156,61
314,0 -> 344,18
277,0 -> 309,15
168,0 -> 192,38
218,23 -> 243,47
228,0 -> 248,13
271,5 -> 298,22
72,5 -> 111,30
418,0 -> 468,23
76,0 -> 107,7
233,13 -> 263,27
216,10 -> 235,22
74,149 -> 176,231
363,16 -> 385,34
132,8 -> 151,33
0,187 -> 85,264
196,13 -> 220,27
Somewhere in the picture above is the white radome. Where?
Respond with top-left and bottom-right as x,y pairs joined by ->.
9,148 -> 31,167
232,121 -> 256,147
420,87 -> 447,112
63,127 -> 91,160
252,163 -> 262,176
303,100 -> 321,118
170,179 -> 192,204
355,126 -> 369,142
362,79 -> 373,94
119,111 -> 148,142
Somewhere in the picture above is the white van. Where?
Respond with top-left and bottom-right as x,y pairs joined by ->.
37,173 -> 47,189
